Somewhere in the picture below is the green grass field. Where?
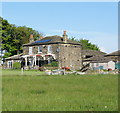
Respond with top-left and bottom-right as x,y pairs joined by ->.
2,69 -> 118,111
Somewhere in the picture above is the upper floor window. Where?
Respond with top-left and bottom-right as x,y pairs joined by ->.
29,47 -> 32,55
38,46 -> 42,53
56,48 -> 59,52
48,45 -> 52,54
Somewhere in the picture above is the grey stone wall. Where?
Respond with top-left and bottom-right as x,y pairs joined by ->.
23,43 -> 82,70
23,47 -> 29,55
59,44 -> 82,70
50,44 -> 59,60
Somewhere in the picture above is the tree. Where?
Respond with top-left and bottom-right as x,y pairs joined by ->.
69,37 -> 100,51
79,39 -> 100,51
1,17 -> 44,58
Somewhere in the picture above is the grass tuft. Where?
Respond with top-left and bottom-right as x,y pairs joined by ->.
30,90 -> 46,94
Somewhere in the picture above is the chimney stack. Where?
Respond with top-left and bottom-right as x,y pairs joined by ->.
63,30 -> 67,36
63,30 -> 68,43
29,34 -> 34,43
39,36 -> 44,40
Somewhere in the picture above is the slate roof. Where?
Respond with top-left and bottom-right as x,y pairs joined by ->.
5,54 -> 23,60
105,50 -> 120,56
23,35 -> 81,46
83,55 -> 112,63
82,50 -> 106,56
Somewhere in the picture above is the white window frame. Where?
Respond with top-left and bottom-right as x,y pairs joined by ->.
38,46 -> 42,53
8,61 -> 12,68
48,45 -> 52,54
29,47 -> 33,55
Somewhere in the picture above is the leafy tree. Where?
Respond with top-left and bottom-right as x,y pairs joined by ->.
79,39 -> 100,51
1,17 -> 44,58
69,37 -> 100,51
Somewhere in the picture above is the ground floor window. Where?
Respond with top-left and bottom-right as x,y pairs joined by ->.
7,61 -> 12,68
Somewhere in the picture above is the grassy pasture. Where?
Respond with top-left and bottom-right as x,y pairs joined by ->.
2,69 -> 118,111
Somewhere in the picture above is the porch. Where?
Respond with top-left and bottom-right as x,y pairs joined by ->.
21,54 -> 56,70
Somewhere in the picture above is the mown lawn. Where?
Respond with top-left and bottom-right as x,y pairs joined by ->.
2,69 -> 118,111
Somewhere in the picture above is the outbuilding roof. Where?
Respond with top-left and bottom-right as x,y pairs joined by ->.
5,54 -> 23,60
83,55 -> 112,63
82,50 -> 106,56
106,50 -> 120,56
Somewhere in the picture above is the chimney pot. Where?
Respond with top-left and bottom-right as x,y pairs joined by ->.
39,36 -> 44,40
30,34 -> 33,38
63,30 -> 67,35
29,34 -> 34,43
63,30 -> 67,43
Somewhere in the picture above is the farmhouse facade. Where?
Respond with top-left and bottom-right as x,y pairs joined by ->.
22,31 -> 82,70
5,31 -> 82,70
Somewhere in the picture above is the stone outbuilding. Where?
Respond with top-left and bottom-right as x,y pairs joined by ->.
105,50 -> 120,69
83,55 -> 115,70
5,54 -> 23,69
105,50 -> 120,62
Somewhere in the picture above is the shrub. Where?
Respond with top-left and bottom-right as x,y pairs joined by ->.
44,64 -> 51,67
43,61 -> 58,67
13,62 -> 21,69
50,61 -> 58,67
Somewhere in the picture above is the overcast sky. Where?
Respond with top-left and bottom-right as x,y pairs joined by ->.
1,2 -> 118,53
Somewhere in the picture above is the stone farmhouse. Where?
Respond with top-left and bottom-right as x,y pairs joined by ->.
6,31 -> 82,70
5,31 -> 120,71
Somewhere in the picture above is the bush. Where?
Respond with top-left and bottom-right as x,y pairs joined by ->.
13,62 -> 21,69
50,61 -> 58,67
43,61 -> 58,67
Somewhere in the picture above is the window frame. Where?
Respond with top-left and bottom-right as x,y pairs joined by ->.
38,46 -> 42,53
29,47 -> 33,55
48,45 -> 52,54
